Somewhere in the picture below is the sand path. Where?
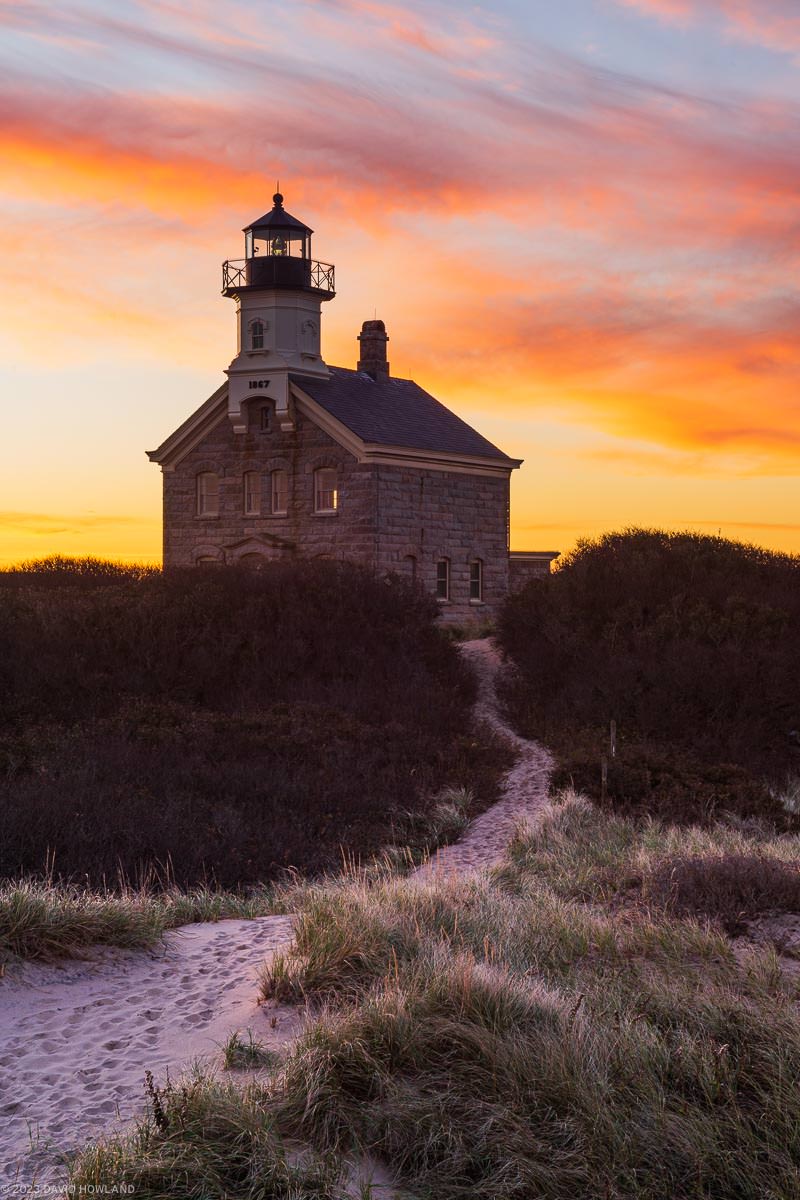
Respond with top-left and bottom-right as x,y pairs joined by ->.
415,637 -> 553,877
0,638 -> 550,1192
0,916 -> 297,1190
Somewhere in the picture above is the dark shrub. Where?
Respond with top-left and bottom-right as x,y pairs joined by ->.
552,743 -> 786,827
498,529 -> 800,824
644,853 -> 800,932
0,560 -> 508,886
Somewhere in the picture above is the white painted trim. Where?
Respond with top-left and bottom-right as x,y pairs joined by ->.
147,384 -> 229,471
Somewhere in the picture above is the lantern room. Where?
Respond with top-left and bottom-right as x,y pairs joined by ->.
244,192 -> 311,260
222,193 -> 335,300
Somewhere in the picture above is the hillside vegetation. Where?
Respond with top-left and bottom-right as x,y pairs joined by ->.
498,529 -> 800,825
0,557 -> 507,888
73,793 -> 800,1199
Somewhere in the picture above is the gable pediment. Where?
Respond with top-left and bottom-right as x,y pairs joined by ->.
223,533 -> 296,553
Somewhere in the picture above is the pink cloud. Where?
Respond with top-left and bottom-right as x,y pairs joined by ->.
616,0 -> 800,52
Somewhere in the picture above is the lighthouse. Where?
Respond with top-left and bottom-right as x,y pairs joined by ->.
222,192 -> 335,434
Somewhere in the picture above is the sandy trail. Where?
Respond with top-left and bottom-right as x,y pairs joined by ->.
0,916 -> 297,1191
0,638 -> 549,1192
416,638 -> 553,877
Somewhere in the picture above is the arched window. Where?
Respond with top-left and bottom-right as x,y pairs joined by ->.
469,558 -> 483,602
271,469 -> 288,514
314,468 -> 338,513
243,471 -> 261,515
404,554 -> 417,583
239,553 -> 267,570
250,320 -> 264,350
196,472 -> 219,517
436,558 -> 450,601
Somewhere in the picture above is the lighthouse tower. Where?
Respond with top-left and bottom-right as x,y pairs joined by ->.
222,193 -> 335,434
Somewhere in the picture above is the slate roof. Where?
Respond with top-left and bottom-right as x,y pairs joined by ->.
292,367 -> 518,464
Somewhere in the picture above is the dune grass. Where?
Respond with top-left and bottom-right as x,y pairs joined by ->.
71,792 -> 800,1198
222,1030 -> 281,1072
0,878 -> 278,965
70,1071 -> 348,1199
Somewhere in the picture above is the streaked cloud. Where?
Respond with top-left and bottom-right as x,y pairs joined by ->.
616,0 -> 800,54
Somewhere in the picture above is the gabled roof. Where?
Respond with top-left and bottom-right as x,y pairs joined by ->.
291,367 -> 518,465
148,368 -> 521,475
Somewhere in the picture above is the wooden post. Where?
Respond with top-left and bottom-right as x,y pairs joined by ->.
601,755 -> 608,803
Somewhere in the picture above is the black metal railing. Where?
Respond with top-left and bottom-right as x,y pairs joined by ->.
222,257 -> 335,296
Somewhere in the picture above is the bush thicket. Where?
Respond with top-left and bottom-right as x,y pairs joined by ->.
0,558 -> 507,886
497,529 -> 800,825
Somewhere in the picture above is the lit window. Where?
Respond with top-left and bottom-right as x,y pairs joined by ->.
196,472 -> 219,517
314,468 -> 338,513
260,406 -> 272,433
243,471 -> 260,515
469,559 -> 483,602
271,469 -> 288,514
251,320 -> 264,350
436,559 -> 450,601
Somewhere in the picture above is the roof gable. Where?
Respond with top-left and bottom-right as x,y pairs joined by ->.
148,369 -> 520,476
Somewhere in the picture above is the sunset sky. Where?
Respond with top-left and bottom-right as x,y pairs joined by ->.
1,0 -> 799,564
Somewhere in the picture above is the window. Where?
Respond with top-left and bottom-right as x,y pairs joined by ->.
196,472 -> 219,517
314,468 -> 338,513
195,556 -> 219,566
250,320 -> 264,350
404,554 -> 417,584
436,558 -> 450,601
271,469 -> 288,514
260,406 -> 272,433
469,559 -> 483,602
243,471 -> 260,515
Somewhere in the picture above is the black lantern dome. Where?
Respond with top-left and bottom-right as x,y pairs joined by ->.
222,193 -> 335,299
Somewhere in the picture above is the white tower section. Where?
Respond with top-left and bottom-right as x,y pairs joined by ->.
221,193 -> 335,433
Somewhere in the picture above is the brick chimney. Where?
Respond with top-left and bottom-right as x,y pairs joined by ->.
357,319 -> 390,381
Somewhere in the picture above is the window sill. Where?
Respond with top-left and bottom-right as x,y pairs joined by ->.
313,510 -> 339,517
469,599 -> 485,606
436,597 -> 451,604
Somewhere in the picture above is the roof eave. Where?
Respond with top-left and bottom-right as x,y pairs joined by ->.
146,382 -> 228,470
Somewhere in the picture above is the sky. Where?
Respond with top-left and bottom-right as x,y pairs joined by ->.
1,0 -> 799,564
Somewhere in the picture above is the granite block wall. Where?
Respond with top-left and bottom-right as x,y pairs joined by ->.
162,399 -> 375,567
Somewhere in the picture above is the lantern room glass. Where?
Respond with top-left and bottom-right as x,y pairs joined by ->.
245,229 -> 309,259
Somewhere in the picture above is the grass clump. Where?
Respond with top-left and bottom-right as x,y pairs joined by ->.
71,1071 -> 344,1199
497,528 -> 800,826
223,1030 -> 280,1071
0,877 -> 277,964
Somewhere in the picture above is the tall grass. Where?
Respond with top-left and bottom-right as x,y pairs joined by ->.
0,877 -> 277,964
72,794 -> 800,1197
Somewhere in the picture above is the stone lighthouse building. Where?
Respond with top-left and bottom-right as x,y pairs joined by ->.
147,194 -> 556,620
